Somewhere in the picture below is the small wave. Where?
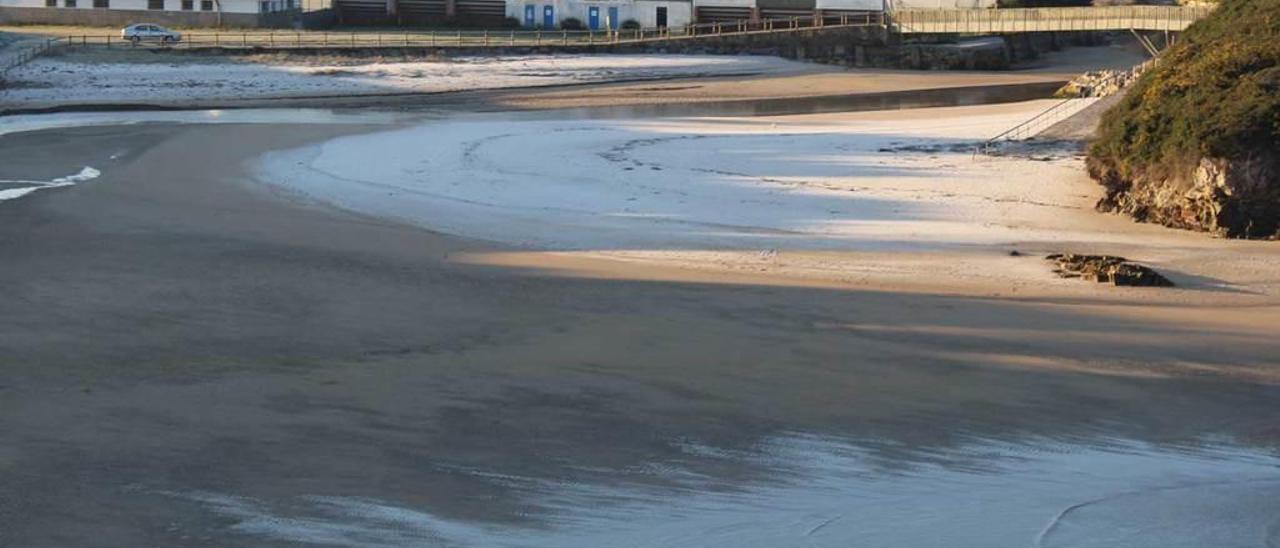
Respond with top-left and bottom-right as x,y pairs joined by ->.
0,166 -> 100,202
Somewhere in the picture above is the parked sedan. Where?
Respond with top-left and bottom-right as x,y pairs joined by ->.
121,24 -> 182,44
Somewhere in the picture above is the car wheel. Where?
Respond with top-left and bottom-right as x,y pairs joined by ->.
162,36 -> 173,44
130,35 -> 140,44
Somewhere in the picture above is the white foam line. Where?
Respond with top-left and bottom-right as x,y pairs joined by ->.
0,166 -> 100,203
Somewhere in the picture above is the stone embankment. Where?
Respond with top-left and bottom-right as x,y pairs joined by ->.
1054,64 -> 1149,98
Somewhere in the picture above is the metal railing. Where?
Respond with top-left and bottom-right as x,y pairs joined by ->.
891,5 -> 1213,34
978,97 -> 1100,153
42,13 -> 882,51
0,38 -> 61,74
976,58 -> 1158,154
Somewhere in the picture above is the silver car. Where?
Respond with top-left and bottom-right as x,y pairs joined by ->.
121,23 -> 182,44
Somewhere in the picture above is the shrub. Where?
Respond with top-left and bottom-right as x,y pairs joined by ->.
1089,0 -> 1280,182
559,17 -> 584,30
1086,0 -> 1280,237
619,19 -> 641,30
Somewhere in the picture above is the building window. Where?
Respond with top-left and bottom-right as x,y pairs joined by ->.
148,0 -> 162,8
181,0 -> 192,8
45,0 -> 56,6
201,0 -> 212,9
64,0 -> 76,7
93,0 -> 108,7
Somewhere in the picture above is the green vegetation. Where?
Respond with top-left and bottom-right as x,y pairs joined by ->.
1089,0 -> 1279,182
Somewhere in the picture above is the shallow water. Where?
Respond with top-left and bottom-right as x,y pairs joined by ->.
0,81 -> 1060,132
505,81 -> 1065,120
170,433 -> 1280,547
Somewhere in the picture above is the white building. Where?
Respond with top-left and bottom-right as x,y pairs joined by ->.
509,0 -> 991,28
506,0 -> 993,30
0,0 -> 260,14
506,0 -> 690,29
1,0 -> 986,28
0,0 -> 329,26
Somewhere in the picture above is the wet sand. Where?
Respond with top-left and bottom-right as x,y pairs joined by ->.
3,59 -> 1280,546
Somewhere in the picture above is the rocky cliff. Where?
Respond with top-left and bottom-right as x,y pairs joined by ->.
1086,0 -> 1279,238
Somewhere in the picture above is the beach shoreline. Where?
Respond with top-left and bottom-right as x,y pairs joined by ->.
3,55 -> 1279,546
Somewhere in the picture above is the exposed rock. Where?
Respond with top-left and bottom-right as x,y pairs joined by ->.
1045,253 -> 1174,286
1089,151 -> 1280,238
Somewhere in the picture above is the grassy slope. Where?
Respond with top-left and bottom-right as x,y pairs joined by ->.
1089,0 -> 1279,182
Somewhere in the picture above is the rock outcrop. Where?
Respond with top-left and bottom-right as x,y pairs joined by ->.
1089,151 -> 1280,237
1046,254 -> 1174,286
1086,0 -> 1279,239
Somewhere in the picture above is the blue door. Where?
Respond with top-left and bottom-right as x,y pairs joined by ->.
588,6 -> 599,29
607,6 -> 618,29
542,5 -> 554,28
524,4 -> 535,27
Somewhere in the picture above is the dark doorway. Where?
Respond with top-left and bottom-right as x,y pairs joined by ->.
656,6 -> 667,27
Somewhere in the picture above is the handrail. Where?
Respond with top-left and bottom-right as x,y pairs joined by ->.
976,58 -> 1158,154
0,38 -> 60,74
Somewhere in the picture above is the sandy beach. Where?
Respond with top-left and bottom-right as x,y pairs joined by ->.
2,48 -> 1279,546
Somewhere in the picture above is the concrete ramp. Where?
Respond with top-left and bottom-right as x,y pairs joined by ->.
1035,93 -> 1125,141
